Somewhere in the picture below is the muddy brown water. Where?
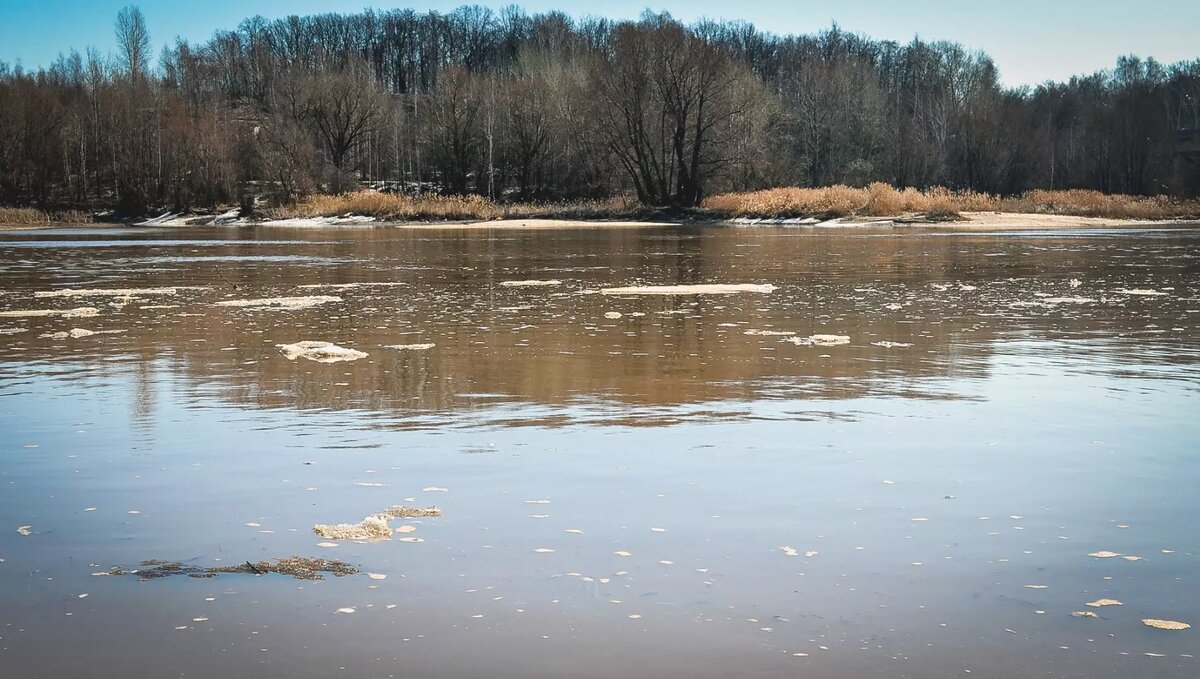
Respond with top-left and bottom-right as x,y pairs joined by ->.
0,223 -> 1198,678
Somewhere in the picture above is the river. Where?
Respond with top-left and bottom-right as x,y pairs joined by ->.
1,223 -> 1197,677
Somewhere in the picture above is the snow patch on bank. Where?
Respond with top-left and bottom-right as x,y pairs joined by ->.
261,215 -> 378,227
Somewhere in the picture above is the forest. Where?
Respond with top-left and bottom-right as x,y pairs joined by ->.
0,4 -> 1198,217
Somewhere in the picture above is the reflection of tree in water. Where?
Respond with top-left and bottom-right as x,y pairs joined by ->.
9,227 -> 1198,425
130,356 -> 157,441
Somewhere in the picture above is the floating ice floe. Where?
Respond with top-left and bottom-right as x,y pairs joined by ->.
34,287 -> 188,298
1116,289 -> 1168,297
604,311 -> 623,319
216,296 -> 341,310
40,328 -> 125,340
297,282 -> 405,290
499,280 -> 562,287
599,283 -> 775,295
1040,296 -> 1096,304
0,307 -> 99,318
277,341 -> 368,363
1143,619 -> 1190,631
313,505 -> 441,541
1086,599 -> 1122,608
383,343 -> 436,351
786,334 -> 851,346
744,329 -> 796,336
871,341 -> 912,348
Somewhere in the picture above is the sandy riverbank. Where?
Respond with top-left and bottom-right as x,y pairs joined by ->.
2,212 -> 1197,232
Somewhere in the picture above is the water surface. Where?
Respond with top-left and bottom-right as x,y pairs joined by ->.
1,224 -> 1198,678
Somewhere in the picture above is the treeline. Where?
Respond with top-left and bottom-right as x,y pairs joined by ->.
1,5 -> 1198,214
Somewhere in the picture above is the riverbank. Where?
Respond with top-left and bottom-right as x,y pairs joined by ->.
3,185 -> 1198,231
3,213 -> 1197,232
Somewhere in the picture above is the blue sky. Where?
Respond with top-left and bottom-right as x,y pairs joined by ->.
1,1 -> 1196,86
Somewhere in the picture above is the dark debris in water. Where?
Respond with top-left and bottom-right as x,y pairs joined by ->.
105,556 -> 358,581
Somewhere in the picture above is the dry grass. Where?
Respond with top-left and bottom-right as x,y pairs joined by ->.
278,191 -> 640,222
263,187 -> 1200,224
0,207 -> 92,225
705,185 -> 867,218
703,186 -> 1199,221
1001,189 -> 1194,220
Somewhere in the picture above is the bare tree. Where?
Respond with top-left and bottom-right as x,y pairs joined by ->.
297,60 -> 386,192
590,19 -> 764,206
115,6 -> 151,80
424,68 -> 482,194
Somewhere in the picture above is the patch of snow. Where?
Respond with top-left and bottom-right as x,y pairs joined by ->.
260,216 -> 377,227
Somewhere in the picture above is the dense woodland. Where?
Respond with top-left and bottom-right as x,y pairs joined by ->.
1,5 -> 1198,215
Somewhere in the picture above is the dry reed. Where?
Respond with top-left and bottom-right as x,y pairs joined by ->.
703,186 -> 1199,221
279,191 -> 639,222
263,187 -> 1200,223
0,207 -> 92,225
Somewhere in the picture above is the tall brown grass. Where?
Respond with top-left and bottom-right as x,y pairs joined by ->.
703,186 -> 1199,221
266,186 -> 1199,223
0,207 -> 93,225
1000,189 -> 1193,220
278,191 -> 640,222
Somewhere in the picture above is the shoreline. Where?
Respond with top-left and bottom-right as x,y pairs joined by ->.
2,211 -> 1198,232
